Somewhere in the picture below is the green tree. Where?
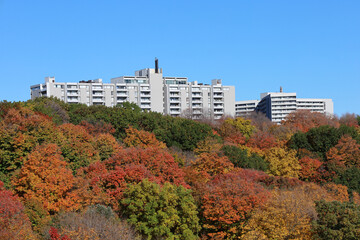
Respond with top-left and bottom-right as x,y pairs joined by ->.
121,179 -> 200,240
221,145 -> 268,171
312,200 -> 360,240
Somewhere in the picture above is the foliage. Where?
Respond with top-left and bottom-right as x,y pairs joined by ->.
265,147 -> 301,178
0,181 -> 36,240
121,179 -> 200,240
123,126 -> 166,149
312,200 -> 360,240
57,123 -> 100,171
299,156 -> 324,182
201,171 -> 270,239
326,135 -> 360,171
13,144 -> 84,214
51,205 -> 138,240
189,152 -> 234,183
282,109 -> 339,132
193,136 -> 222,155
221,145 -> 268,171
220,117 -> 256,139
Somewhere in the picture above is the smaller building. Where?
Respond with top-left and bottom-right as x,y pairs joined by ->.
235,87 -> 334,124
235,100 -> 260,117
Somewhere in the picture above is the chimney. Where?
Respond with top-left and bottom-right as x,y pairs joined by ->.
155,58 -> 159,73
280,86 -> 283,93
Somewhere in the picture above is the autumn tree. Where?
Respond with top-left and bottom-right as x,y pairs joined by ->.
326,135 -> 360,171
243,183 -> 334,240
123,126 -> 166,149
121,179 -> 200,239
51,205 -> 138,240
0,181 -> 36,240
298,156 -> 324,182
57,123 -> 100,171
13,144 -> 83,214
80,147 -> 188,210
193,136 -> 222,155
246,130 -> 278,151
265,147 -> 301,178
219,117 -> 256,139
201,171 -> 270,239
282,109 -> 339,132
0,106 -> 58,183
339,113 -> 359,128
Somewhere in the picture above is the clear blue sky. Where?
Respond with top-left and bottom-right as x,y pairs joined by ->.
1,0 -> 359,116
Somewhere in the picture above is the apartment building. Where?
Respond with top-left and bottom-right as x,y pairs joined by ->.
235,88 -> 334,123
235,100 -> 260,117
30,60 -> 236,119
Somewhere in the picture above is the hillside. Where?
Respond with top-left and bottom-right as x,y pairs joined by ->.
1,97 -> 360,240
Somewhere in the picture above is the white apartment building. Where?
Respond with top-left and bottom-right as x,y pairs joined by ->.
235,88 -> 334,124
235,100 -> 260,117
30,60 -> 236,119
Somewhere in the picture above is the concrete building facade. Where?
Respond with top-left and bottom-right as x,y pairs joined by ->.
235,88 -> 334,124
30,60 -> 236,119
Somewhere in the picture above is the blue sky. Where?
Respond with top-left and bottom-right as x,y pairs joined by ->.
0,0 -> 359,116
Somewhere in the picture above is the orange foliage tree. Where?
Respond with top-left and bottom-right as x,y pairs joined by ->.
123,126 -> 166,149
326,135 -> 360,170
201,171 -> 270,239
13,144 -> 85,214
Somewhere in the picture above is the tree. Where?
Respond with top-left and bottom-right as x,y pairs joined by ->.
189,152 -> 234,183
299,156 -> 324,182
282,109 -> 339,132
51,205 -> 138,240
57,123 -> 100,171
312,200 -> 360,239
243,183 -> 336,240
265,147 -> 301,178
0,181 -> 36,240
221,145 -> 268,171
121,179 -> 200,240
123,126 -> 166,149
246,130 -> 278,151
13,144 -> 83,214
326,135 -> 360,170
201,171 -> 270,239
220,117 -> 256,139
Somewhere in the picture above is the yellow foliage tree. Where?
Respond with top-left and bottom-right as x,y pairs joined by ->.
242,183 -> 334,240
265,147 -> 301,178
193,136 -> 222,155
221,117 -> 256,139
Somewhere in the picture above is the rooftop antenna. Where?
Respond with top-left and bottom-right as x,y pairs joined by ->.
155,58 -> 159,73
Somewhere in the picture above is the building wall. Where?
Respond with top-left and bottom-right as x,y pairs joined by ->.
31,68 -> 236,119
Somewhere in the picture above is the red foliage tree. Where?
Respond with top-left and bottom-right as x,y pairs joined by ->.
80,147 -> 187,210
282,109 -> 339,132
201,171 -> 270,238
49,227 -> 71,240
299,156 -> 324,183
0,181 -> 35,239
247,130 -> 278,150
